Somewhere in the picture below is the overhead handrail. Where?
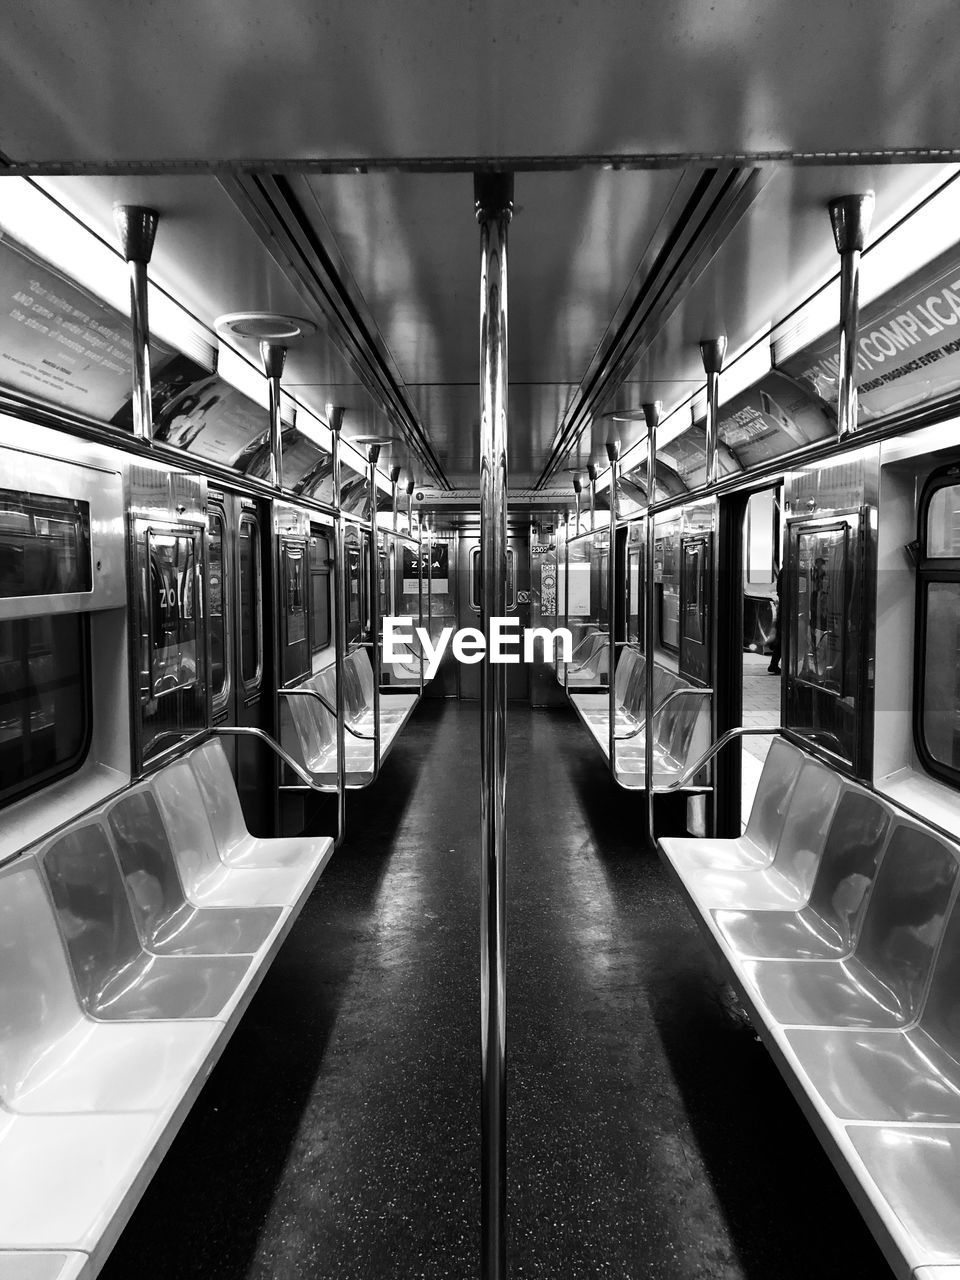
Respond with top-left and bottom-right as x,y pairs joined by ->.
652,724 -> 784,793
614,685 -> 713,741
278,686 -> 376,741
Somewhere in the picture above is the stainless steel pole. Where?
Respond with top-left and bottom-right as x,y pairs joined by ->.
329,407 -> 348,847
113,204 -> 159,443
700,336 -> 727,488
390,465 -> 402,531
605,440 -> 619,781
260,341 -> 287,490
367,444 -> 382,782
572,475 -> 582,536
829,193 -> 875,440
476,169 -> 512,1280
642,402 -> 661,848
587,462 -> 598,531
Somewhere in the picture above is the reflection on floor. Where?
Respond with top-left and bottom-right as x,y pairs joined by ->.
742,652 -> 782,826
99,702 -> 889,1279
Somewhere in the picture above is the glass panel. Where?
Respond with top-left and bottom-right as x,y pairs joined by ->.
0,614 -> 88,806
239,516 -> 261,686
681,543 -> 704,644
284,547 -> 306,646
792,526 -> 847,693
0,489 -> 91,597
208,511 -> 227,702
471,546 -> 481,610
927,485 -> 960,558
627,547 -> 641,644
309,530 -> 332,654
147,531 -> 198,696
922,582 -> 960,772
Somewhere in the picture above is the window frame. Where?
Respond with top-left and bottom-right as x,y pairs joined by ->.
206,504 -> 231,711
0,612 -> 92,810
914,465 -> 960,788
237,511 -> 263,694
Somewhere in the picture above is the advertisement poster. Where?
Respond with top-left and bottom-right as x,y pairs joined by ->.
0,234 -> 168,420
782,243 -> 960,423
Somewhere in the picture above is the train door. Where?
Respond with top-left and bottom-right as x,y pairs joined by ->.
458,533 -> 530,701
737,486 -> 783,827
208,490 -> 276,836
678,531 -> 712,684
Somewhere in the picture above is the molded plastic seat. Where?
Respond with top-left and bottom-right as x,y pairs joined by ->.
0,1253 -> 86,1280
846,1125 -> 960,1271
564,629 -> 608,686
713,786 -> 893,959
740,820 -> 959,1027
41,822 -> 251,1021
784,866 -> 960,1121
0,858 -> 217,1112
288,658 -> 416,787
108,789 -> 283,955
0,1106 -> 161,1251
189,738 -> 333,873
676,759 -> 843,911
151,764 -> 317,906
660,738 -> 805,876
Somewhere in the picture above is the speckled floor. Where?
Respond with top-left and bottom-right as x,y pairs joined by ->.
100,701 -> 893,1279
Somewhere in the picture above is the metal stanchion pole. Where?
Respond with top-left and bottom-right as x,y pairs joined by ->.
642,402 -> 661,848
829,193 -> 875,440
113,204 -> 159,443
329,408 -> 348,847
475,169 -> 513,1280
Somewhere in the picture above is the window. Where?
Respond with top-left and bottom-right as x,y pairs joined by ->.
0,489 -> 91,597
346,533 -> 363,643
0,614 -> 90,807
207,510 -> 228,704
146,530 -> 199,697
309,530 -> 332,654
916,471 -> 960,785
681,541 -> 705,644
239,515 -> 262,688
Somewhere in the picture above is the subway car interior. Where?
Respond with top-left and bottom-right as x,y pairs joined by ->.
4,4 -> 960,1278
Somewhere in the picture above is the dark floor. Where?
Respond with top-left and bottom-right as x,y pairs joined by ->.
101,701 -> 894,1279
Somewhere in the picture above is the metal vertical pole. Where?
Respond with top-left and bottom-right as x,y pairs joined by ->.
587,463 -> 598,531
829,193 -> 875,440
260,341 -> 287,490
409,482 -> 424,694
572,476 -> 582,536
367,444 -> 383,782
700,337 -> 727,488
113,205 -> 159,443
605,440 -> 620,782
329,408 -> 348,847
476,169 -> 512,1280
391,465 -> 402,531
642,402 -> 661,848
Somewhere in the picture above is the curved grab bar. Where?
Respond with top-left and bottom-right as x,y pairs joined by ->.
278,686 -> 376,741
652,724 -> 784,793
614,686 -> 713,741
211,725 -> 337,791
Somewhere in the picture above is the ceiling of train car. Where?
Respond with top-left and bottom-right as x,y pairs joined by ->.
1,0 -> 957,162
33,159 -> 957,494
4,2 -> 959,499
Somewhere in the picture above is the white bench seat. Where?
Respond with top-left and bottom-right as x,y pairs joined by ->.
0,737 -> 335,1274
0,1253 -> 87,1280
658,736 -> 960,1277
569,648 -> 711,791
287,650 -> 419,787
